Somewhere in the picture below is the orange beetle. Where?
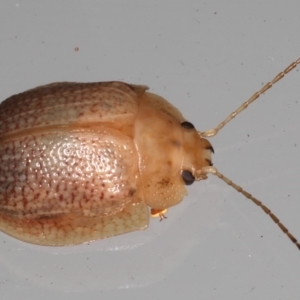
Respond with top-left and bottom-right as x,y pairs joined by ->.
0,59 -> 299,248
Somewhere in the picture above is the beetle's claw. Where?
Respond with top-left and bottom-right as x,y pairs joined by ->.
151,208 -> 168,221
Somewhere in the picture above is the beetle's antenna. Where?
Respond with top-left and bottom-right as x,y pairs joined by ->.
200,58 -> 300,138
198,166 -> 300,250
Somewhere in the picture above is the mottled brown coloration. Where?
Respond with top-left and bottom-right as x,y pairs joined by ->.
1,58 -> 299,250
0,81 -> 212,245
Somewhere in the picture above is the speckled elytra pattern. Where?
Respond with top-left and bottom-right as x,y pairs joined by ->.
0,199 -> 148,246
0,130 -> 139,218
0,82 -> 149,245
0,82 -> 145,136
0,81 -> 213,246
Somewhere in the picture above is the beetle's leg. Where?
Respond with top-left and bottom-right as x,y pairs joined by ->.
151,208 -> 168,221
198,166 -> 300,251
199,58 -> 300,138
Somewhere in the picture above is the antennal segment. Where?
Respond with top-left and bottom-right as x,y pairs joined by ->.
200,58 -> 300,138
199,166 -> 300,251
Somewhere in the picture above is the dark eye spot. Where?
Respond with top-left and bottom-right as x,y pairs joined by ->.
181,170 -> 195,185
181,121 -> 195,130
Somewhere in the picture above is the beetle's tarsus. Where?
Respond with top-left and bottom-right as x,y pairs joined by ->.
150,208 -> 168,220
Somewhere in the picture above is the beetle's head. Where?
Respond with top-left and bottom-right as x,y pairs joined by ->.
180,121 -> 214,185
136,91 -> 214,211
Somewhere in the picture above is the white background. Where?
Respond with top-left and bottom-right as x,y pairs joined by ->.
1,1 -> 300,299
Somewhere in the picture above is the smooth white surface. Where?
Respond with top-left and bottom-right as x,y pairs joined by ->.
0,1 -> 300,299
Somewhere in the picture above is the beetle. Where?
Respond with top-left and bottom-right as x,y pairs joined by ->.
0,59 -> 299,248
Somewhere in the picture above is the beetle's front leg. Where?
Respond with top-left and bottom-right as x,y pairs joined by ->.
150,208 -> 168,221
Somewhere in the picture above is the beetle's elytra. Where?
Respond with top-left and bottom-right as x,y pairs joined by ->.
0,59 -> 299,248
